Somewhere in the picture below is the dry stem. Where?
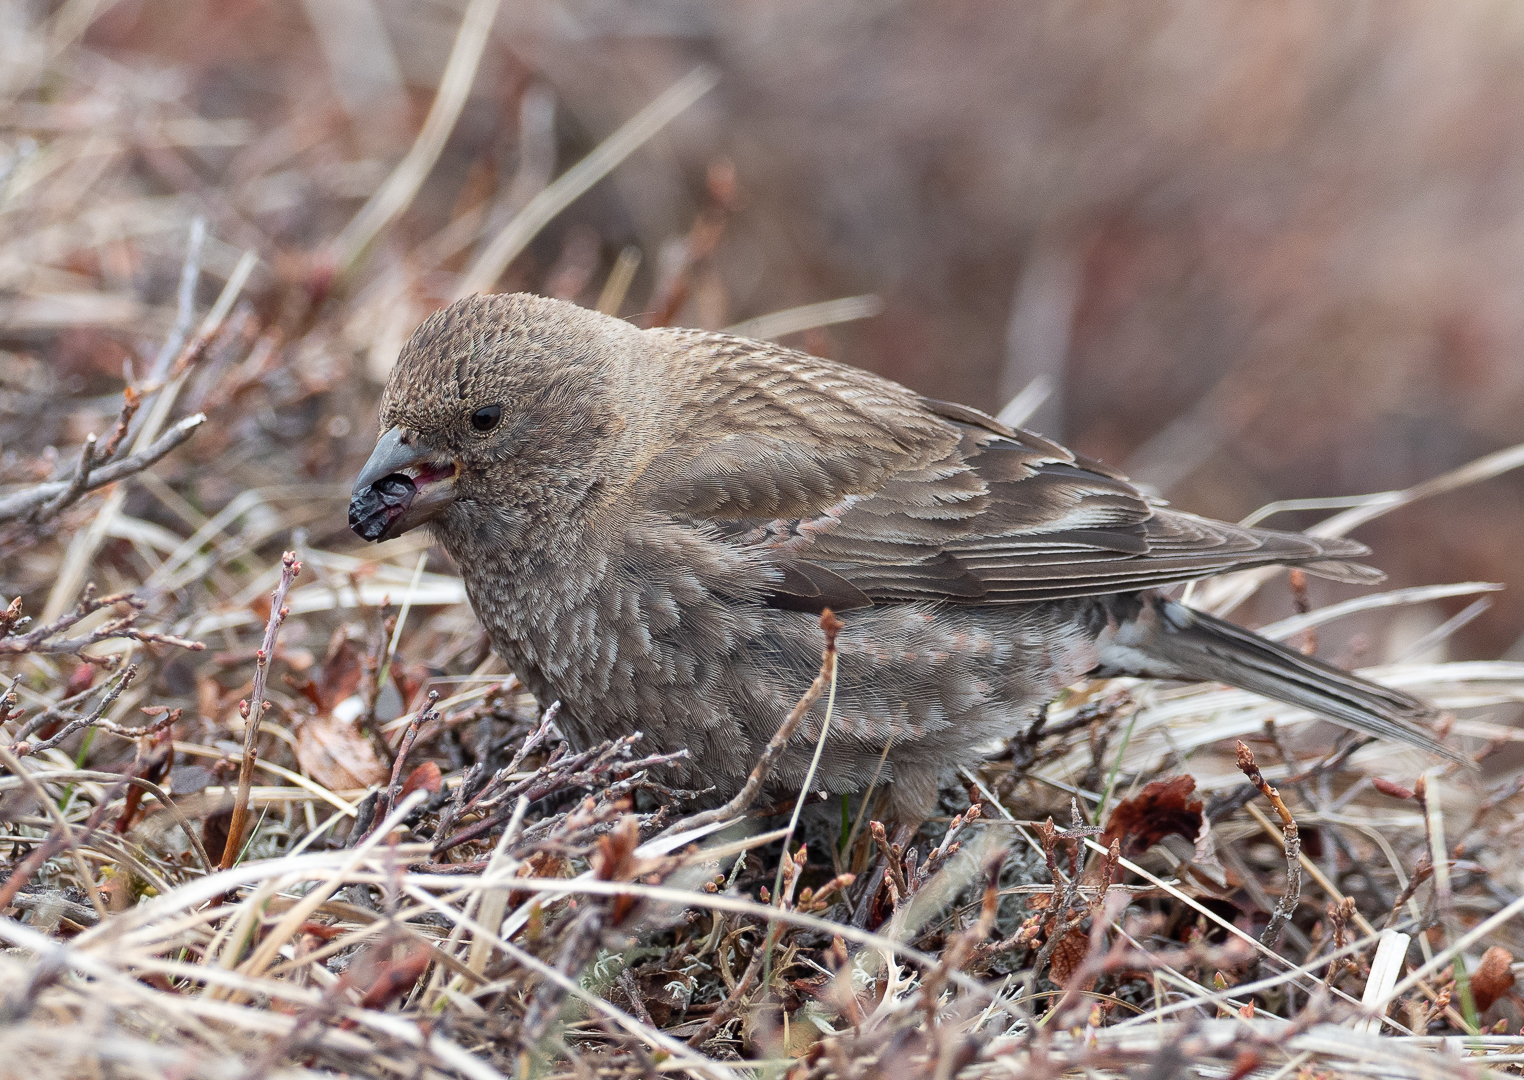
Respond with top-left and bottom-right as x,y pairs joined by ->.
1236,740 -> 1302,949
220,552 -> 301,870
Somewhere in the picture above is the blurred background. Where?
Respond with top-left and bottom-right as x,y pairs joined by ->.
5,0 -> 1524,664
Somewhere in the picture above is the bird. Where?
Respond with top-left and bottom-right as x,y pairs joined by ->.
349,292 -> 1459,822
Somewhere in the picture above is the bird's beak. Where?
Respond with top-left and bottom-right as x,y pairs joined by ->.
349,427 -> 458,542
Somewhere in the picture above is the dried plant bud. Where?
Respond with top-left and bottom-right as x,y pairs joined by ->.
1373,777 -> 1416,800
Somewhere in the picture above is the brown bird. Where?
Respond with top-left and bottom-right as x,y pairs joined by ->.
350,292 -> 1457,820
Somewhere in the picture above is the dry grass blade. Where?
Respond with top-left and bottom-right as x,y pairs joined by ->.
328,0 -> 504,274
1196,440 -> 1524,616
723,294 -> 885,340
454,65 -> 719,298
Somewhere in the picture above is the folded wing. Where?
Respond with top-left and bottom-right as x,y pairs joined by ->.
634,331 -> 1378,611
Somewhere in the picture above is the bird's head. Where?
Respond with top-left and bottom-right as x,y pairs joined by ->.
348,293 -> 640,546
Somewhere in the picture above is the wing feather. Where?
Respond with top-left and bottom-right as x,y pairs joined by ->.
627,331 -> 1378,611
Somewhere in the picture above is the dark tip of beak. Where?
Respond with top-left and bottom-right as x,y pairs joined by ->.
348,473 -> 418,542
349,426 -> 457,543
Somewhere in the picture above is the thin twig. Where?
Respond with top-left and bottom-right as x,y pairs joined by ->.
0,414 -> 206,525
13,665 -> 136,757
363,691 -> 439,844
0,586 -> 203,659
1237,740 -> 1302,949
688,927 -> 765,1046
220,552 -> 301,870
40,239 -> 254,624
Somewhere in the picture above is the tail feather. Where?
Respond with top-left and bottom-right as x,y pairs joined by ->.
1095,595 -> 1466,764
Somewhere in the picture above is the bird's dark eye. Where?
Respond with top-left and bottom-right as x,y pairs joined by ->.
470,405 -> 502,433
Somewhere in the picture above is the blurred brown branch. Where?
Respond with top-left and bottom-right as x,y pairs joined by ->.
0,586 -> 203,660
0,412 -> 205,526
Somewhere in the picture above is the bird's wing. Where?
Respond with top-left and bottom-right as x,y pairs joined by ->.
634,331 -> 1378,609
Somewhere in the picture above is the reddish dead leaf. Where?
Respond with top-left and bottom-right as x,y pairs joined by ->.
594,815 -> 642,881
289,677 -> 325,712
1226,1049 -> 1261,1080
594,815 -> 644,925
317,633 -> 364,711
1048,927 -> 1093,990
392,663 -> 425,713
1102,775 -> 1203,858
203,807 -> 234,861
66,662 -> 95,697
138,972 -> 179,994
113,728 -> 175,834
335,943 -> 432,1028
401,760 -> 441,799
289,633 -> 365,712
296,921 -> 345,941
1472,946 -> 1516,1012
354,945 -> 431,1010
294,710 -> 389,791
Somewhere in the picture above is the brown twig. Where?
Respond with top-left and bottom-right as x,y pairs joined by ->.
915,849 -> 1004,1019
11,666 -> 137,757
11,680 -> 119,744
220,552 -> 301,870
1029,812 -> 1101,980
431,702 -> 558,846
1324,896 -> 1358,985
1236,740 -> 1301,949
688,923 -> 765,1047
1287,568 -> 1317,655
0,412 -> 205,525
869,819 -> 909,904
656,609 -> 844,841
1385,855 -> 1435,930
431,736 -> 688,854
361,691 -> 439,845
691,842 -> 812,1047
0,586 -> 204,660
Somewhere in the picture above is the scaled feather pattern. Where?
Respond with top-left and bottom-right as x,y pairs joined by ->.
351,293 -> 1456,819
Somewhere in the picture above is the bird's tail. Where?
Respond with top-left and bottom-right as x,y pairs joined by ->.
1094,594 -> 1466,764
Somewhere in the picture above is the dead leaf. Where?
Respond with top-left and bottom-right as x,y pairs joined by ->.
317,633 -> 364,710
401,760 -> 441,798
594,815 -> 642,881
1472,946 -> 1516,1012
294,709 -> 389,790
1048,927 -> 1093,990
337,942 -> 433,1028
1102,775 -> 1203,858
594,815 -> 644,925
1373,777 -> 1415,801
203,805 -> 237,861
1189,813 -> 1230,889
